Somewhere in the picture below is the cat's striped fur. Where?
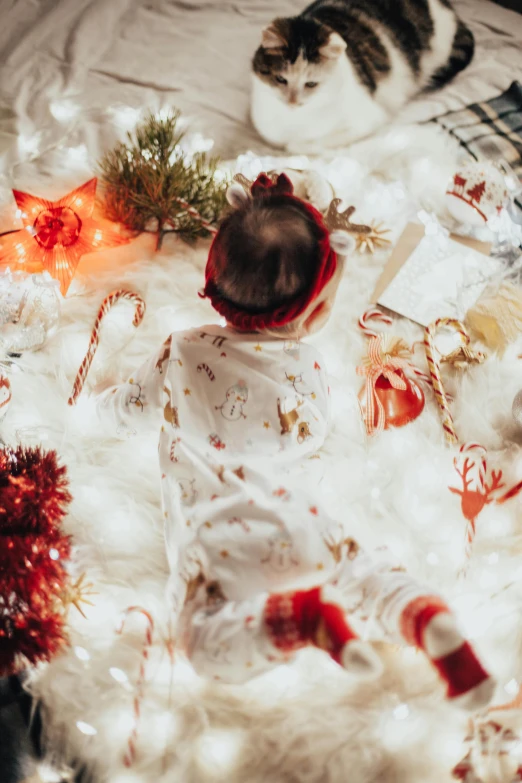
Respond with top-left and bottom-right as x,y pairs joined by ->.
251,0 -> 474,152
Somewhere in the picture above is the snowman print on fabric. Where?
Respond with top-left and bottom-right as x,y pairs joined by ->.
261,526 -> 300,572
205,640 -> 233,667
216,380 -> 248,421
283,340 -> 301,361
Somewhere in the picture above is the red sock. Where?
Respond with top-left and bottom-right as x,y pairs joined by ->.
400,596 -> 491,700
264,587 -> 358,664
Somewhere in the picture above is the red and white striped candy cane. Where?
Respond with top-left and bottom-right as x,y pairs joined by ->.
68,290 -> 146,406
173,196 -> 218,235
410,341 -> 455,401
117,606 -> 155,768
358,307 -> 393,338
423,318 -> 472,445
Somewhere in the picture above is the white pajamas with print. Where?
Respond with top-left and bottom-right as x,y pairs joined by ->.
97,325 -> 434,683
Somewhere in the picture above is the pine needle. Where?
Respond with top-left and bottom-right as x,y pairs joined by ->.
99,112 -> 228,248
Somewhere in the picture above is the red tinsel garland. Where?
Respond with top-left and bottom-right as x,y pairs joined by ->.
0,446 -> 73,675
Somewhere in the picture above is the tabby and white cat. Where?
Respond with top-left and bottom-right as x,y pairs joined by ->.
251,0 -> 474,152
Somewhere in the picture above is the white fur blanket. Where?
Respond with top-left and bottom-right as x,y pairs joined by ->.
1,1 -> 522,781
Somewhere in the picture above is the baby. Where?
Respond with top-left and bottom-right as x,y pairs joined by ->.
97,173 -> 494,709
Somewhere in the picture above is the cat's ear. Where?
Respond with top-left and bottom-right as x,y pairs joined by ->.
261,24 -> 286,50
320,32 -> 346,59
226,182 -> 250,209
329,230 -> 355,256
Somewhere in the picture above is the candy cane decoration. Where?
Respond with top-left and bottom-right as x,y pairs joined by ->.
197,363 -> 215,381
358,307 -> 393,338
423,318 -> 475,445
117,606 -> 155,768
68,290 -> 146,406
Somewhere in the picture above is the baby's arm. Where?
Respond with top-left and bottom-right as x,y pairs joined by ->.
95,338 -> 171,438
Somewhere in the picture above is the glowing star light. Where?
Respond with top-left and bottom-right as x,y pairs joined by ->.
0,178 -> 128,295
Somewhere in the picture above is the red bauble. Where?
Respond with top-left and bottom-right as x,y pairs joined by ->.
359,370 -> 425,430
0,446 -> 72,675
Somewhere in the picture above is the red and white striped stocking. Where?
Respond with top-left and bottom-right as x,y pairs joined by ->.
400,596 -> 495,710
264,585 -> 382,678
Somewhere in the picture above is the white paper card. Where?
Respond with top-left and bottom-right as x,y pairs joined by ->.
377,235 -> 502,327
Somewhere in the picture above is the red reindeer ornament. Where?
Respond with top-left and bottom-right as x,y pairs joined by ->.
449,443 -> 522,569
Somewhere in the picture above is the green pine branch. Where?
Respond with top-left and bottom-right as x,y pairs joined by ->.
99,112 -> 228,249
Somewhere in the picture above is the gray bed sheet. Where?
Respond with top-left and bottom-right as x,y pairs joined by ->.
0,0 -> 521,169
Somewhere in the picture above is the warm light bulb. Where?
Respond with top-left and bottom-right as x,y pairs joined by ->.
109,667 -> 129,685
196,728 -> 244,775
393,703 -> 410,721
49,548 -> 60,560
505,678 -> 519,696
38,764 -> 65,783
76,720 -> 97,736
74,646 -> 90,662
50,99 -> 79,123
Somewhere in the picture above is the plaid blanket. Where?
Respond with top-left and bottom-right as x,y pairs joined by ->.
433,81 -> 522,212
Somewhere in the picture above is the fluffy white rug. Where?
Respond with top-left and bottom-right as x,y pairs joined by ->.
2,121 -> 519,783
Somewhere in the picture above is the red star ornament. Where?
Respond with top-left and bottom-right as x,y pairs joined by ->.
0,178 -> 128,295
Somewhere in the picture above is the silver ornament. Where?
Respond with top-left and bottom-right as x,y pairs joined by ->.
0,270 -> 60,354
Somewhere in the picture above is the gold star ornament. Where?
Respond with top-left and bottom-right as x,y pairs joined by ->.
62,573 -> 97,619
355,222 -> 391,254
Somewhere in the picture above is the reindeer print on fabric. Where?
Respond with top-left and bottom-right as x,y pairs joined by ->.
277,397 -> 303,435
323,529 -> 360,564
156,335 -> 182,374
156,336 -> 172,375
163,386 -> 180,428
179,478 -> 198,506
297,421 -> 312,445
215,381 -> 248,421
127,380 -> 145,412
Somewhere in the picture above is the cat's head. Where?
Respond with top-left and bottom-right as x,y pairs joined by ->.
252,17 -> 346,107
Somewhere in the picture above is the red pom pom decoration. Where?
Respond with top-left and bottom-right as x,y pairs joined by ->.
0,446 -> 73,675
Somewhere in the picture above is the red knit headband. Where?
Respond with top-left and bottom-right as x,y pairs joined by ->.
201,173 -> 337,331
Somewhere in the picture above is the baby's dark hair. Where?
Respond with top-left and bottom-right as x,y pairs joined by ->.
213,195 -> 322,312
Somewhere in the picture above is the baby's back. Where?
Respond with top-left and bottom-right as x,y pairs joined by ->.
161,325 -> 330,481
